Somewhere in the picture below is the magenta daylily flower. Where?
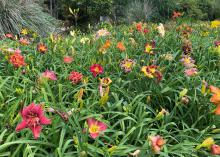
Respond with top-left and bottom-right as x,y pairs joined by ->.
87,118 -> 107,139
41,70 -> 57,81
16,103 -> 51,139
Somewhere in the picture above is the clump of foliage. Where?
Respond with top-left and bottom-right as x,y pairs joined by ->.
0,18 -> 220,156
0,0 -> 57,36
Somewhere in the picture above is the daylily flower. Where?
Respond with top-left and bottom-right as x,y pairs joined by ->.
136,22 -> 143,32
90,64 -> 104,77
19,38 -> 30,45
37,43 -> 48,53
184,68 -> 198,77
21,28 -> 28,35
87,118 -> 107,139
16,103 -> 51,139
149,135 -> 166,154
5,33 -> 14,39
80,37 -> 90,44
143,28 -> 149,34
9,52 -> 26,68
211,144 -> 220,155
68,71 -> 83,84
95,29 -> 110,38
41,70 -> 57,81
141,65 -> 162,82
63,56 -> 73,64
182,40 -> 192,55
214,41 -> 220,47
117,42 -> 126,51
210,86 -> 220,105
157,23 -> 165,37
180,55 -> 195,68
99,77 -> 112,87
145,41 -> 155,54
99,40 -> 111,54
120,58 -> 136,73
211,20 -> 220,28
172,11 -> 182,20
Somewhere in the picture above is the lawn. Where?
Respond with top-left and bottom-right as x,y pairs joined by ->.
0,20 -> 220,157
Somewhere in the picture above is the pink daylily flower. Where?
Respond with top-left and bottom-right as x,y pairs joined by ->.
41,70 -> 57,80
16,103 -> 51,139
87,118 -> 107,139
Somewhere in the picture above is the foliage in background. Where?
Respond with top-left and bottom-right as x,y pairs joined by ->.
0,0 -> 57,36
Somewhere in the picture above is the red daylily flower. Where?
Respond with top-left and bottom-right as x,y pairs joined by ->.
87,118 -> 107,139
37,43 -> 48,53
63,56 -> 73,64
9,52 -> 26,68
16,103 -> 51,139
150,135 -> 166,154
136,22 -> 143,32
90,64 -> 104,77
68,71 -> 83,84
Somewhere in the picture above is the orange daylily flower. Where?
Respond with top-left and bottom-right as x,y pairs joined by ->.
172,11 -> 182,20
210,86 -> 220,105
117,42 -> 126,51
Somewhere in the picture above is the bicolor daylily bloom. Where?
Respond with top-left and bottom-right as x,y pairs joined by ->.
37,43 -> 48,53
149,135 -> 166,154
90,64 -> 104,77
16,103 -> 51,139
87,118 -> 107,139
120,59 -> 136,73
68,71 -> 83,84
180,55 -> 195,68
99,77 -> 112,87
141,65 -> 162,82
41,70 -> 57,81
145,41 -> 155,54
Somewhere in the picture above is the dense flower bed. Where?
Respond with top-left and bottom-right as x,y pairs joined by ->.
0,20 -> 220,156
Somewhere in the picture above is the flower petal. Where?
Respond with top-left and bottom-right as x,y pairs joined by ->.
90,132 -> 99,139
30,125 -> 42,139
87,118 -> 96,128
16,120 -> 27,131
210,86 -> 220,94
40,116 -> 51,125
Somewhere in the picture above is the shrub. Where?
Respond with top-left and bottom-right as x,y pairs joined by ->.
0,0 -> 57,36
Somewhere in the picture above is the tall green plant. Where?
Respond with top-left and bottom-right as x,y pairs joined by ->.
0,0 -> 57,36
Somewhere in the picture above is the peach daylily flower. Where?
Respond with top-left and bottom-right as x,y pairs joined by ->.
149,135 -> 166,154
